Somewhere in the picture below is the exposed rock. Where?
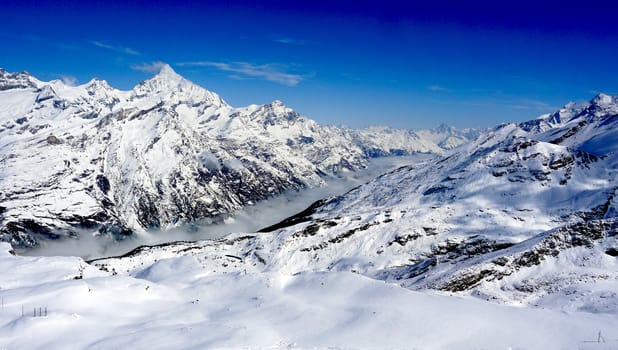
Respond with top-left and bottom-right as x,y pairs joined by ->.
46,134 -> 62,145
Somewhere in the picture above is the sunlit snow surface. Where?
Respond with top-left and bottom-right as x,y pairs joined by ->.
0,243 -> 616,350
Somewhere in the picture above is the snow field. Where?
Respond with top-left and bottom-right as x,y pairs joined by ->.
1,243 -> 617,350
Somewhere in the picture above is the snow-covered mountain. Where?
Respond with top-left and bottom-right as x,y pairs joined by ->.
415,123 -> 483,150
94,93 -> 618,312
343,124 -> 483,158
0,66 -> 472,248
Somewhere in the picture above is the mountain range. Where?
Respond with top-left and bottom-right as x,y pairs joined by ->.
1,65 -> 617,348
0,66 -> 475,248
94,92 -> 618,312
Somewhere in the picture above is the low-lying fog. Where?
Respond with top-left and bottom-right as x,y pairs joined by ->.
24,154 -> 434,259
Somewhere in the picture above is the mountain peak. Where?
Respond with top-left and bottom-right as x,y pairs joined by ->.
433,123 -> 454,134
0,68 -> 37,90
84,78 -> 112,90
0,68 -> 31,77
268,100 -> 292,111
133,64 -> 190,94
591,92 -> 614,106
149,63 -> 184,84
271,99 -> 285,107
154,64 -> 180,79
131,64 -> 228,107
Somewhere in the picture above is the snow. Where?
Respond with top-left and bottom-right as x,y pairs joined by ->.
197,150 -> 221,172
2,67 -> 618,348
1,65 -> 471,248
222,156 -> 245,171
593,93 -> 613,106
580,128 -> 618,155
76,90 -> 618,333
1,246 -> 617,349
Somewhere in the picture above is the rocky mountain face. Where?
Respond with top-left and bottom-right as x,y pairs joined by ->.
94,93 -> 618,312
0,66 -> 472,248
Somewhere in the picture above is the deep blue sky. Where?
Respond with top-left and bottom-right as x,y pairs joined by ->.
2,0 -> 618,129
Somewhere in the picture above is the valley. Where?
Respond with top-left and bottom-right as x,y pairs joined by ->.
21,154 -> 433,259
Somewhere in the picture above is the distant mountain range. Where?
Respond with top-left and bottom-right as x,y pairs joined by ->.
94,92 -> 618,313
0,66 -> 475,247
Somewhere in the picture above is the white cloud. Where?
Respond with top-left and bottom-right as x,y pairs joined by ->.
60,75 -> 78,86
177,61 -> 306,86
589,89 -> 617,96
428,85 -> 450,92
274,37 -> 306,45
464,98 -> 554,111
91,41 -> 140,56
131,61 -> 169,73
509,98 -> 554,111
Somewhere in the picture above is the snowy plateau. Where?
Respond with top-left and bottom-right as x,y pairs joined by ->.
0,66 -> 618,349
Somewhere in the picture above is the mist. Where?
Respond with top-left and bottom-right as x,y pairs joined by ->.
23,154 -> 434,259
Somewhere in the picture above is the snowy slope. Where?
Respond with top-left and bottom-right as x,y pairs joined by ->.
94,93 -> 618,312
0,66 -> 464,248
1,242 -> 617,350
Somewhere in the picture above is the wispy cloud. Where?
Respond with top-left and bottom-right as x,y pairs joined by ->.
59,75 -> 78,86
274,37 -> 306,45
91,41 -> 140,56
131,61 -> 168,73
461,98 -> 555,111
428,85 -> 451,92
177,61 -> 307,86
508,98 -> 554,111
588,89 -> 617,96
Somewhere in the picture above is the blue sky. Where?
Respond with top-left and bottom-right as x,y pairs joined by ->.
2,0 -> 618,129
